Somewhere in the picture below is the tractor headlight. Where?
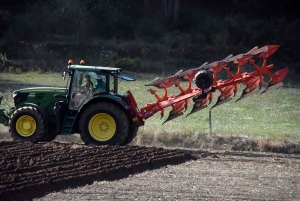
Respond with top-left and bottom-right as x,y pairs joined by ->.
13,93 -> 29,106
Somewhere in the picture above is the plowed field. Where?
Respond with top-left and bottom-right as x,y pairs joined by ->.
0,140 -> 195,201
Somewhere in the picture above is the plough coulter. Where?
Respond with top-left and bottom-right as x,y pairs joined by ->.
0,44 -> 289,146
127,45 -> 289,125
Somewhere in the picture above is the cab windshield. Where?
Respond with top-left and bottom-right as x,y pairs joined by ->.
69,70 -> 107,109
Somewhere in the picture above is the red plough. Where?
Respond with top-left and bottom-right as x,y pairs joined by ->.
126,45 -> 289,125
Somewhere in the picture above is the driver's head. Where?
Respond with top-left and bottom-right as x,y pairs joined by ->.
84,75 -> 90,81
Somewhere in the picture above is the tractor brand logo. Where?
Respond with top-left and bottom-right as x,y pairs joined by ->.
35,93 -> 45,99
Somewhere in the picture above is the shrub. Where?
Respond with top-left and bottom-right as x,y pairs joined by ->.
114,57 -> 141,72
0,53 -> 7,66
102,53 -> 119,66
7,66 -> 22,74
15,67 -> 22,74
8,66 -> 14,73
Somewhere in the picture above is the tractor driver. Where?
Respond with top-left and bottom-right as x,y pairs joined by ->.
81,75 -> 93,90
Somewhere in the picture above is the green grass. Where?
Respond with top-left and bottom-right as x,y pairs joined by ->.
1,71 -> 299,146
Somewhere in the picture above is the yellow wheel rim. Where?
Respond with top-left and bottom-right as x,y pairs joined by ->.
88,113 -> 116,141
16,115 -> 36,137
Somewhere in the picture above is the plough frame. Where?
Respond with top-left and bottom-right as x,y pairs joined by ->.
126,45 -> 289,125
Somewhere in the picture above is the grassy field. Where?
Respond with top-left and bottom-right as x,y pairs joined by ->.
0,71 -> 299,151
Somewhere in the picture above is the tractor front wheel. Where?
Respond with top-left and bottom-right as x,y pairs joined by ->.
79,102 -> 129,146
9,106 -> 47,142
41,127 -> 58,142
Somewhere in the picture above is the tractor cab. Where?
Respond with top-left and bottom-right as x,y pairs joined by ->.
65,60 -> 135,110
68,70 -> 108,109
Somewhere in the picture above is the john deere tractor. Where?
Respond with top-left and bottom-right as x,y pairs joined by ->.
2,60 -> 140,146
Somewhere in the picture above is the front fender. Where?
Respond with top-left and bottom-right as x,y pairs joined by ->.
24,103 -> 49,129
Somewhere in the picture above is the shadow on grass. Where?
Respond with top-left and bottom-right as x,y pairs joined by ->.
175,148 -> 300,161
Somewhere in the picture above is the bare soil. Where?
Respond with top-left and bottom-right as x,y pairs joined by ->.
37,151 -> 300,201
1,140 -> 300,201
0,140 -> 195,201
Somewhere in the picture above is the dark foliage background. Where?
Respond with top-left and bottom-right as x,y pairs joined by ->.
0,0 -> 299,80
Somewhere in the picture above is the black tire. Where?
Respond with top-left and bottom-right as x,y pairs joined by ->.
9,106 -> 47,142
42,127 -> 58,142
194,70 -> 213,89
79,102 -> 129,146
120,124 -> 138,146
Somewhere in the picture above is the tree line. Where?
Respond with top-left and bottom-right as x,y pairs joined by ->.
0,0 -> 299,75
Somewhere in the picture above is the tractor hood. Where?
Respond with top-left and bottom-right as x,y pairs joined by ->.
12,87 -> 68,109
13,87 -> 67,94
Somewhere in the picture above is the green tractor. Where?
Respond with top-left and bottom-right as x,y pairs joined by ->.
1,60 -> 141,146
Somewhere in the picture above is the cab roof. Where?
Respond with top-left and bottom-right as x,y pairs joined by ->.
68,64 -> 135,81
68,65 -> 122,74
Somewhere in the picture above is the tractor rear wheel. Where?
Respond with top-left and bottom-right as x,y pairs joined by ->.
79,102 -> 129,146
9,106 -> 47,142
194,70 -> 213,89
120,124 -> 138,146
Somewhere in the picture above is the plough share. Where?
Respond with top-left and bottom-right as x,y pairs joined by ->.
126,45 -> 289,125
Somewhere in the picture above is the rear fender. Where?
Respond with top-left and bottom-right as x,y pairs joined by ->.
70,96 -> 130,134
